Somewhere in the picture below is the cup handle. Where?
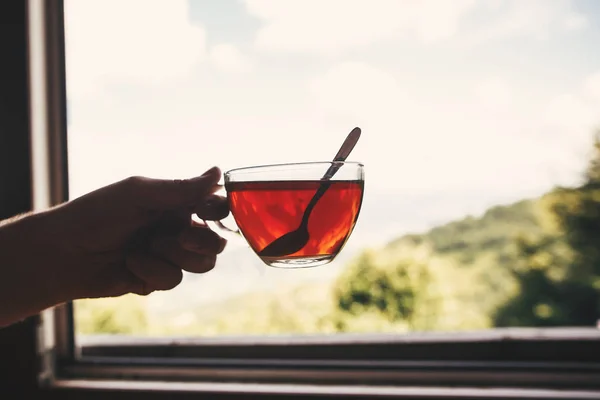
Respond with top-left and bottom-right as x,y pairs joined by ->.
212,220 -> 240,236
203,184 -> 242,241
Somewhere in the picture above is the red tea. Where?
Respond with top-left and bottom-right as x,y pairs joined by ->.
226,180 -> 363,262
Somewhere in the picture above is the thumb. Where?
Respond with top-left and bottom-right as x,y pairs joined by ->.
131,166 -> 222,210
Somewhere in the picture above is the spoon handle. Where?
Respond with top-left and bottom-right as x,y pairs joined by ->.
300,127 -> 361,226
321,127 -> 361,180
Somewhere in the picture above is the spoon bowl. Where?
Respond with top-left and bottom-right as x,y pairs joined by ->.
257,128 -> 361,258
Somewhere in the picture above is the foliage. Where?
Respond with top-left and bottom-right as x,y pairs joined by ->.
334,246 -> 435,330
75,294 -> 148,334
334,243 -> 490,331
493,134 -> 600,327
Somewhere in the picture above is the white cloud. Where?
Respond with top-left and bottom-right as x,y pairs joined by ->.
537,72 -> 600,157
309,61 -> 411,119
541,94 -> 596,134
64,0 -> 205,98
244,0 -> 587,54
209,43 -> 253,74
473,77 -> 512,111
583,71 -> 600,102
309,62 -> 600,197
564,13 -> 588,31
463,0 -> 588,46
244,0 -> 476,53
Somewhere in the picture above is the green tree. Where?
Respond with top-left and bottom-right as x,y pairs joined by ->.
494,132 -> 600,327
333,247 -> 438,331
75,295 -> 148,335
493,234 -> 579,326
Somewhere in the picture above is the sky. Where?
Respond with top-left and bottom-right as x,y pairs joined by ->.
64,0 -> 600,248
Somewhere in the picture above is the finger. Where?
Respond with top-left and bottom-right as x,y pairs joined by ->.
154,209 -> 192,233
178,224 -> 227,255
129,166 -> 222,210
80,262 -> 144,299
152,236 -> 218,273
125,251 -> 184,295
194,194 -> 230,221
128,209 -> 191,250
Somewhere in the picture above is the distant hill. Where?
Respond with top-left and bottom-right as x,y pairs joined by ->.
386,199 -> 542,266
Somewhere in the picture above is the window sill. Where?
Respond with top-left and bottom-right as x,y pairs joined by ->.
47,380 -> 600,399
52,329 -> 600,393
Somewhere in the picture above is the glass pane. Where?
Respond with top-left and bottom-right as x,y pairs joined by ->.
65,0 -> 600,338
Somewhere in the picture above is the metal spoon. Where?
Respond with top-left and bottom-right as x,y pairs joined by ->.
258,127 -> 361,258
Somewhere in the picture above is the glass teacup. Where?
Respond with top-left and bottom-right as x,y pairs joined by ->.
211,161 -> 364,268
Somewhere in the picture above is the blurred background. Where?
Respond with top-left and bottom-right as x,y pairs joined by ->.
65,0 -> 600,337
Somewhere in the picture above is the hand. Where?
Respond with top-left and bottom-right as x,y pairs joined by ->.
0,167 -> 229,326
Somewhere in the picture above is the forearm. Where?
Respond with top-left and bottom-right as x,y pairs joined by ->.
0,211 -> 70,327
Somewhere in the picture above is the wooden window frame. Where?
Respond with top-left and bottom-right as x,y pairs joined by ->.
1,1 -> 599,398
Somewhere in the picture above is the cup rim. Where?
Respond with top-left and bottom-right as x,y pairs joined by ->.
225,160 -> 364,176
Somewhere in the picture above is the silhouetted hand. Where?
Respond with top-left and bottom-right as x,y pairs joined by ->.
0,166 -> 229,327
